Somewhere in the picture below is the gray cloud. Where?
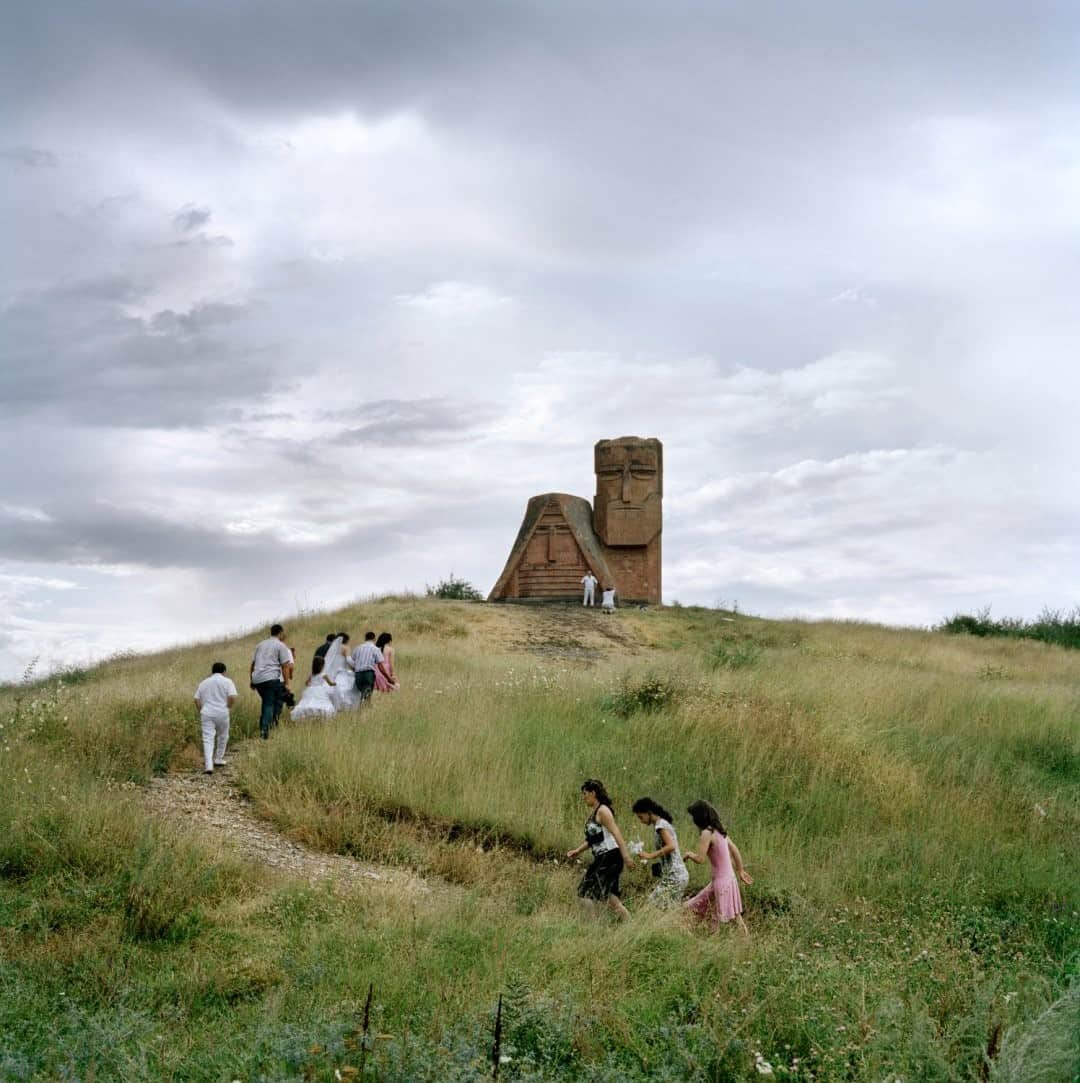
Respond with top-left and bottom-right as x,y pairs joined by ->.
328,399 -> 499,448
0,2 -> 1077,677
173,203 -> 212,232
1,145 -> 58,168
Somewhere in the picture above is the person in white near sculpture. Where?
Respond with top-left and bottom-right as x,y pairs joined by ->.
601,586 -> 617,613
582,571 -> 598,607
193,661 -> 237,774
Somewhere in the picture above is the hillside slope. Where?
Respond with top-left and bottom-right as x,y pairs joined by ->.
2,598 -> 1078,1081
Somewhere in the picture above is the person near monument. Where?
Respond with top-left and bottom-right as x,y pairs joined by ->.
250,623 -> 294,739
374,632 -> 399,692
601,586 -> 617,613
632,797 -> 690,907
683,800 -> 753,935
566,779 -> 633,919
581,571 -> 598,607
313,632 -> 337,667
193,661 -> 237,774
291,655 -> 337,721
350,631 -> 391,705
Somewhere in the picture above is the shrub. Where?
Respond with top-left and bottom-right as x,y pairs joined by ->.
940,605 -> 1080,650
426,574 -> 484,601
604,674 -> 679,717
707,638 -> 762,670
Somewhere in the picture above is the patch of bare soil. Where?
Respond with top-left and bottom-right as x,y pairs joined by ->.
505,603 -> 643,662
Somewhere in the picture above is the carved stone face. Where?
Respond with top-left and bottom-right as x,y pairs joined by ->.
593,437 -> 662,546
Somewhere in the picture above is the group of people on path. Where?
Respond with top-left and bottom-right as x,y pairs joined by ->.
568,779 -> 753,934
192,623 -> 399,774
293,629 -> 399,720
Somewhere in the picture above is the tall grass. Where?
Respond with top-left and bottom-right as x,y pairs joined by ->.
1,599 -> 1077,1080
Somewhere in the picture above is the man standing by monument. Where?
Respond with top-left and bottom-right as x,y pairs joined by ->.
582,570 -> 598,607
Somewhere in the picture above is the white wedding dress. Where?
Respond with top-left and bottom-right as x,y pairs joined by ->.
324,637 -> 360,711
291,673 -> 336,721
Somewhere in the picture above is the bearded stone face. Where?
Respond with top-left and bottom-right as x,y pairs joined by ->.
593,437 -> 662,546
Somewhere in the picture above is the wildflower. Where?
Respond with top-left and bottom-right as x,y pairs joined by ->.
753,1051 -> 774,1075
1033,804 -> 1047,818
500,1055 -> 512,1064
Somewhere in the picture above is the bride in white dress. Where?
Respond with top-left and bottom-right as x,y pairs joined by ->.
291,655 -> 337,721
324,634 -> 360,711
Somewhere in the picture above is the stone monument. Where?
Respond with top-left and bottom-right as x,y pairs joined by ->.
489,436 -> 662,604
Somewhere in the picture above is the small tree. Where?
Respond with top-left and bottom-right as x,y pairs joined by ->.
425,574 -> 484,601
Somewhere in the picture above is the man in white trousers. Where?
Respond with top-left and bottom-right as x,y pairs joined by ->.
582,571 -> 598,607
194,661 -> 237,774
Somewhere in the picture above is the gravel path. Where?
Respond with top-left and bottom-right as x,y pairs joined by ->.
143,746 -> 429,893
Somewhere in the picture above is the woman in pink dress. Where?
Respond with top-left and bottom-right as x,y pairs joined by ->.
683,800 -> 753,935
374,632 -> 399,692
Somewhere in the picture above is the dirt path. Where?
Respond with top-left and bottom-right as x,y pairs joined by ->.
143,745 -> 429,893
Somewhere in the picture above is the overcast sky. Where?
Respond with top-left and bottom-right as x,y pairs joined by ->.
2,1 -> 1079,679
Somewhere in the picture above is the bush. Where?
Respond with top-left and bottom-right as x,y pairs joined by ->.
940,605 -> 1080,650
426,574 -> 484,601
603,674 -> 679,717
707,639 -> 762,670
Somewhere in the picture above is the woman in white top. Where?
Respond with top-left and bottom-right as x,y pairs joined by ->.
291,655 -> 337,721
632,796 -> 690,907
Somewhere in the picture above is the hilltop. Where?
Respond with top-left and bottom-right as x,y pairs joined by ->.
2,598 -> 1078,1081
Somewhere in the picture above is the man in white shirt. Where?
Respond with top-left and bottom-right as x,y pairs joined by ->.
194,661 -> 238,774
250,623 -> 294,738
350,631 -> 391,705
581,572 -> 598,607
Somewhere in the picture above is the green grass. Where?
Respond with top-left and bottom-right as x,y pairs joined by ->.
1,599 -> 1077,1080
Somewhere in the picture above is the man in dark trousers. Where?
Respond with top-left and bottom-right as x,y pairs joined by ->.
250,624 -> 294,738
349,631 -> 391,705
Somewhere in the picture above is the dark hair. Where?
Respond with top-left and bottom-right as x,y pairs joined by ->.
631,796 -> 673,821
375,632 -> 392,649
211,661 -> 227,674
687,800 -> 726,835
364,631 -> 376,641
325,633 -> 336,642
581,779 -> 613,809
339,633 -> 350,644
311,656 -> 325,675
271,623 -> 284,636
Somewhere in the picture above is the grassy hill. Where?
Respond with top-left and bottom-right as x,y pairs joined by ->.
1,598 -> 1077,1081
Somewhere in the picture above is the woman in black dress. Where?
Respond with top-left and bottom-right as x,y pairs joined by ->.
565,778 -> 633,919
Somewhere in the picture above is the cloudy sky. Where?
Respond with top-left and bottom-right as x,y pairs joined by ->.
2,1 -> 1079,679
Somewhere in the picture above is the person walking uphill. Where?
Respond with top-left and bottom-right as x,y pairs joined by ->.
683,800 -> 753,936
566,779 -> 634,919
250,624 -> 294,739
350,631 -> 392,705
194,661 -> 237,773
